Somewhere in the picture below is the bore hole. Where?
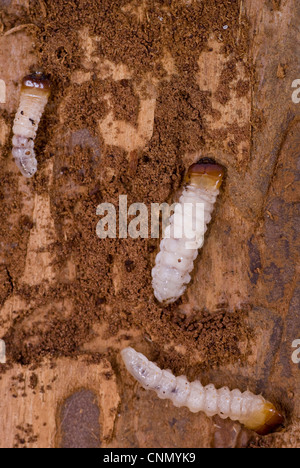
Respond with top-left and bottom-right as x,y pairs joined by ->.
197,157 -> 217,165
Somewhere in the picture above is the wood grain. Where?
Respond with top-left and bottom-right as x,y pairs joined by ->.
0,357 -> 120,448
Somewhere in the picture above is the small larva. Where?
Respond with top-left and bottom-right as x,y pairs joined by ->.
0,339 -> 6,364
152,159 -> 225,304
121,347 -> 284,436
12,72 -> 51,178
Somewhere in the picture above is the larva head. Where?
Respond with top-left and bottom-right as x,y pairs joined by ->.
21,72 -> 51,98
255,404 -> 285,436
247,403 -> 285,436
185,158 -> 225,191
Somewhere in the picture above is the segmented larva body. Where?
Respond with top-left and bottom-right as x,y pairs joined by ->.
12,73 -> 51,178
152,159 -> 225,304
121,347 -> 284,436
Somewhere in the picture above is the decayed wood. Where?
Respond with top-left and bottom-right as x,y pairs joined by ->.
0,0 -> 299,448
0,357 -> 120,448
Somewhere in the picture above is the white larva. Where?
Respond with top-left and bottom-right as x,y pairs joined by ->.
121,347 -> 284,435
0,339 -> 6,364
152,159 -> 225,304
12,72 -> 51,178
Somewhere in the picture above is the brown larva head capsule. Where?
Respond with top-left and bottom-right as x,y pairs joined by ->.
253,404 -> 285,436
185,158 -> 225,191
22,72 -> 51,97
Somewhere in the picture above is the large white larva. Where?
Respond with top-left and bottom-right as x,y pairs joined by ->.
12,72 -> 51,178
152,159 -> 225,304
121,347 -> 284,436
